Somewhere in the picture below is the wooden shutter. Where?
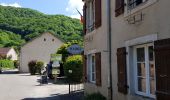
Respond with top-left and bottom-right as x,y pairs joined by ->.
95,0 -> 102,28
82,54 -> 87,82
83,4 -> 87,35
155,38 -> 170,100
115,0 -> 124,17
95,52 -> 102,86
117,47 -> 128,94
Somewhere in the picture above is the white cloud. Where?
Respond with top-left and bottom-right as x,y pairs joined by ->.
66,0 -> 84,19
0,2 -> 22,8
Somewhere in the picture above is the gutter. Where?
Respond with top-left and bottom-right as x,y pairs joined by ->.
107,0 -> 113,99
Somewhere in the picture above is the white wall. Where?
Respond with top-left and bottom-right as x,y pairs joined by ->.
7,48 -> 18,61
20,33 -> 64,73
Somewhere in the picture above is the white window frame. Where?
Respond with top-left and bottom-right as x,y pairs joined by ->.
87,54 -> 96,83
133,43 -> 156,98
124,0 -> 158,17
128,0 -> 147,10
86,0 -> 95,33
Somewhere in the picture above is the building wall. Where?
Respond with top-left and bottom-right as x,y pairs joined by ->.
7,48 -> 18,61
84,0 -> 110,98
111,0 -> 170,100
20,33 -> 64,73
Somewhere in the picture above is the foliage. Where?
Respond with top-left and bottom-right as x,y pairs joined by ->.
64,55 -> 83,82
85,93 -> 106,100
14,60 -> 19,68
28,60 -> 44,75
0,59 -> 14,69
57,40 -> 83,62
0,5 -> 83,44
36,61 -> 44,75
28,60 -> 37,75
0,29 -> 25,51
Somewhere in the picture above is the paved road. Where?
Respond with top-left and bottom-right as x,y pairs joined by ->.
0,72 -> 83,100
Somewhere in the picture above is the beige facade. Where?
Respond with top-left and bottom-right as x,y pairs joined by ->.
83,0 -> 110,98
20,32 -> 64,73
83,0 -> 170,100
111,0 -> 170,100
7,48 -> 18,61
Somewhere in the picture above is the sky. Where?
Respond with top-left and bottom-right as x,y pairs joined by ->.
0,0 -> 84,19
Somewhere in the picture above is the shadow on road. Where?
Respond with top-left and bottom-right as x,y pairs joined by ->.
22,91 -> 84,100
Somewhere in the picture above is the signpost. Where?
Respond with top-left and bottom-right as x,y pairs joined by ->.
67,44 -> 83,93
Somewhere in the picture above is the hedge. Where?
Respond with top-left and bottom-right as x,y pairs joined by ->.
85,93 -> 106,100
64,55 -> 83,83
28,60 -> 44,75
0,59 -> 14,69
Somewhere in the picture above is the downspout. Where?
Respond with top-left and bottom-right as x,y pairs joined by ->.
107,0 -> 113,99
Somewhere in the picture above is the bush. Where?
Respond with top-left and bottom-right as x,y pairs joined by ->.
28,60 -> 37,75
0,59 -> 14,69
64,55 -> 82,83
14,60 -> 19,68
36,61 -> 44,75
85,93 -> 106,100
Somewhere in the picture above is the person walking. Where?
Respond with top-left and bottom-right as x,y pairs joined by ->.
47,61 -> 54,79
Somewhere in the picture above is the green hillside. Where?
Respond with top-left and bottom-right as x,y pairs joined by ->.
0,5 -> 83,49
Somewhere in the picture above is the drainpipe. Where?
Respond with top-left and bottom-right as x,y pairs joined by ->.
107,0 -> 113,99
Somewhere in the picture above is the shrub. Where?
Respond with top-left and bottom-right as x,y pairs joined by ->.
36,61 -> 44,75
0,59 -> 14,69
28,60 -> 37,75
14,60 -> 19,68
64,55 -> 82,83
85,93 -> 106,100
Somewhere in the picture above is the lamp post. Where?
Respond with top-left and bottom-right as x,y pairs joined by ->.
68,70 -> 72,94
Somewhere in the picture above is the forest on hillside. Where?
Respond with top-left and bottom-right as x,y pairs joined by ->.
0,5 -> 83,50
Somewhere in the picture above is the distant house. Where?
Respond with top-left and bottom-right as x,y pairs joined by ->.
0,47 -> 18,61
19,32 -> 64,73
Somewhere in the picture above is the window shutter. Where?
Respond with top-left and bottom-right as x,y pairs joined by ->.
95,0 -> 102,28
95,52 -> 102,86
117,47 -> 128,94
82,54 -> 87,82
83,4 -> 87,35
154,38 -> 170,100
115,0 -> 124,17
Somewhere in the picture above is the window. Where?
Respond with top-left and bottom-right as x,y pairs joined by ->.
52,39 -> 54,42
84,0 -> 101,33
87,54 -> 96,83
128,0 -> 147,9
44,38 -> 46,41
86,1 -> 95,33
134,44 -> 155,98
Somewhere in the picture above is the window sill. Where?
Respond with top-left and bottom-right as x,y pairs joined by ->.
124,0 -> 158,18
134,92 -> 156,100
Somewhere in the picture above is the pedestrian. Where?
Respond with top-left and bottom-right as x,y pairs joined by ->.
47,61 -> 54,79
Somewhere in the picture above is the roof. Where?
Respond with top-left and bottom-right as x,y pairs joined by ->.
0,48 -> 11,55
21,32 -> 65,47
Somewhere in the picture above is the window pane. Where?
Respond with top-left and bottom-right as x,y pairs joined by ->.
149,63 -> 155,78
137,63 -> 146,77
148,46 -> 154,61
137,47 -> 145,62
150,78 -> 155,95
136,0 -> 143,6
138,77 -> 146,92
92,73 -> 95,81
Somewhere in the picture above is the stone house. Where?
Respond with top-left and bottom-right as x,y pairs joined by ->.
83,0 -> 170,100
19,32 -> 64,73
